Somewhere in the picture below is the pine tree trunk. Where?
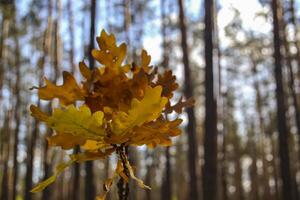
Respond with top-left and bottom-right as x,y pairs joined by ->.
271,0 -> 294,199
160,0 -> 171,199
288,0 -> 300,81
271,134 -> 280,200
0,110 -> 12,200
233,134 -> 244,200
282,2 -> 300,164
203,0 -> 218,199
249,123 -> 259,200
41,1 -> 54,200
12,17 -> 22,200
24,1 -> 53,196
85,1 -> 96,200
177,0 -> 198,199
251,61 -> 272,200
67,1 -> 81,198
67,0 -> 76,73
0,5 -> 10,103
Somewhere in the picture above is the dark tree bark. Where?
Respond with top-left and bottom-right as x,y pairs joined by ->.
67,1 -> 81,198
0,110 -> 12,200
161,148 -> 171,200
203,0 -> 218,199
85,1 -> 96,200
283,1 -> 300,163
67,0 -> 76,73
251,61 -> 272,200
0,4 -> 11,103
177,0 -> 198,199
288,0 -> 300,81
160,0 -> 171,199
271,0 -> 294,199
24,103 -> 39,200
11,10 -> 22,200
41,2 -> 55,200
24,1 -> 53,198
123,0 -> 131,59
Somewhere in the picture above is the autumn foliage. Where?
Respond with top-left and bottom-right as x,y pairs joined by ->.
30,30 -> 193,198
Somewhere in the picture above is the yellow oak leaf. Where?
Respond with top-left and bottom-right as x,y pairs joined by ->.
47,132 -> 86,150
31,157 -> 76,193
71,149 -> 115,162
81,139 -> 110,151
111,86 -> 168,135
92,30 -> 127,72
37,71 -> 85,105
130,117 -> 183,148
156,70 -> 179,99
165,97 -> 195,114
47,105 -> 105,140
79,61 -> 92,80
141,49 -> 152,73
30,105 -> 49,121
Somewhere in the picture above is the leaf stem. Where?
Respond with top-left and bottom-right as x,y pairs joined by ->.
116,145 -> 129,200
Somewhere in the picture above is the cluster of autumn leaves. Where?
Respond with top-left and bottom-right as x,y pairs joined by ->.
30,30 -> 193,197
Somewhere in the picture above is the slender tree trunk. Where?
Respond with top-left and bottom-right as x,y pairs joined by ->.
233,134 -> 244,200
145,151 -> 153,200
24,101 -> 40,200
215,4 -> 227,200
161,147 -> 171,200
0,110 -> 12,200
271,0 -> 294,199
203,0 -> 218,199
67,0 -> 76,73
160,0 -> 169,68
41,130 -> 52,200
67,1 -> 81,198
288,0 -> 300,81
12,30 -> 21,199
0,6 -> 10,103
160,1 -> 171,199
12,16 -> 22,200
282,23 -> 300,199
85,1 -> 96,200
124,0 -> 131,60
41,1 -> 54,200
283,3 -> 300,162
24,1 -> 53,196
251,61 -> 272,200
220,133 -> 228,200
177,0 -> 198,199
248,123 -> 259,200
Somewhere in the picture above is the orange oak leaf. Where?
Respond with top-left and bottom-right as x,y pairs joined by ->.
47,132 -> 86,150
37,71 -> 85,105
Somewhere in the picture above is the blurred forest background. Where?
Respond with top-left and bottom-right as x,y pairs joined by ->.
1,0 -> 300,199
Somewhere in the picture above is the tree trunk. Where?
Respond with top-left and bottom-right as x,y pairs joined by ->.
66,1 -> 81,198
177,0 -> 198,199
288,0 -> 300,81
251,61 -> 272,200
203,0 -> 218,199
24,0 -> 53,197
85,1 -> 96,200
0,110 -> 12,200
67,0 -> 76,73
161,147 -> 171,200
160,0 -> 171,199
271,0 -> 294,199
11,11 -> 22,200
248,123 -> 259,200
123,0 -> 131,60
0,5 -> 10,103
283,2 -> 300,163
